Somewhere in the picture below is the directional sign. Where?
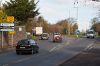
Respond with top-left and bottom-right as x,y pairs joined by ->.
7,16 -> 14,22
0,29 -> 14,31
0,26 -> 14,29
8,31 -> 16,34
0,23 -> 14,26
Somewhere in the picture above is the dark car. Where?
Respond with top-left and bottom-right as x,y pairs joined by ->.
40,33 -> 49,40
53,33 -> 62,42
16,39 -> 39,54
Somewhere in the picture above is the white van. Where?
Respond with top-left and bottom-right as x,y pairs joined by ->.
86,30 -> 96,38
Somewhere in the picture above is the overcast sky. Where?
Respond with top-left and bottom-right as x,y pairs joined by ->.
2,0 -> 100,31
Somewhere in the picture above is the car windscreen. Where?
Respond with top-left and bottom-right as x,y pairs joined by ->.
42,34 -> 48,37
87,31 -> 95,34
17,39 -> 28,45
54,33 -> 61,35
29,39 -> 36,45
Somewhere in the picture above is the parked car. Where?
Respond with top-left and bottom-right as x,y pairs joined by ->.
40,33 -> 49,40
53,32 -> 62,42
16,39 -> 39,54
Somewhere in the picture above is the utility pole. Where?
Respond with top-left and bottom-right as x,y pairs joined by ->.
74,0 -> 79,21
68,9 -> 71,35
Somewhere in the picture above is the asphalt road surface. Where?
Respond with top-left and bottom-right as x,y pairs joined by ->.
0,36 -> 95,66
59,37 -> 100,66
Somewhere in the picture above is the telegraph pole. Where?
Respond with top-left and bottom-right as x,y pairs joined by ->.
68,9 -> 71,35
74,0 -> 79,20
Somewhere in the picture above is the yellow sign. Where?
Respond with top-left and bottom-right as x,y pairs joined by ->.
8,31 -> 16,35
7,16 -> 14,22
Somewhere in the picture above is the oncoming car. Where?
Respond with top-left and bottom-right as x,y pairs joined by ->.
86,30 -> 96,38
40,33 -> 49,40
53,33 -> 62,42
16,39 -> 39,54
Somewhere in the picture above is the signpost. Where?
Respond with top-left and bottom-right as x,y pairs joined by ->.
0,23 -> 14,26
0,16 -> 15,48
8,31 -> 16,35
0,29 -> 14,31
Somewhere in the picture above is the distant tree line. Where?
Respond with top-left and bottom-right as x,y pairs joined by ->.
26,16 -> 78,35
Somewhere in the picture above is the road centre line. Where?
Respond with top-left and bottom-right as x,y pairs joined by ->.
49,47 -> 57,52
84,43 -> 94,50
49,42 -> 70,52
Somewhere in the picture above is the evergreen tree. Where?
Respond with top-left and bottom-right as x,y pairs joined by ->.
3,0 -> 39,25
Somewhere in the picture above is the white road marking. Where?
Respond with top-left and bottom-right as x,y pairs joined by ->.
49,41 -> 70,52
84,43 -> 94,50
49,47 -> 57,52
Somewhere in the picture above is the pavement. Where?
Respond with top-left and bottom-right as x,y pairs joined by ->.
0,46 -> 15,54
59,37 -> 100,66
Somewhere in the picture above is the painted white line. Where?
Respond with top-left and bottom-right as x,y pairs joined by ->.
49,47 -> 57,52
49,41 -> 70,52
84,43 -> 94,50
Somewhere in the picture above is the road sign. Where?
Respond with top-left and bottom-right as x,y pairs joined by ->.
0,26 -> 14,29
0,29 -> 14,31
19,27 -> 22,31
8,31 -> 16,34
7,16 -> 14,22
0,23 -> 14,26
0,23 -> 14,31
75,30 -> 80,34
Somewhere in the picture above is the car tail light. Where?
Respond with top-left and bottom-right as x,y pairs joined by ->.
16,45 -> 19,49
27,45 -> 31,48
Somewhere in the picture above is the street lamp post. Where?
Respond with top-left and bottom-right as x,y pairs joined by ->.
74,0 -> 79,21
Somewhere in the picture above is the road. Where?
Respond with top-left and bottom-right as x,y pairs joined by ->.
0,36 -> 95,66
59,37 -> 100,66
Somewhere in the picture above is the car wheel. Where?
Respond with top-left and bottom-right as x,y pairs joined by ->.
53,40 -> 55,42
92,36 -> 94,38
36,50 -> 39,53
16,52 -> 20,55
87,37 -> 88,38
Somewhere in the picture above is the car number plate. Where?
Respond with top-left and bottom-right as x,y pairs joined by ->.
20,47 -> 25,48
